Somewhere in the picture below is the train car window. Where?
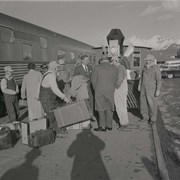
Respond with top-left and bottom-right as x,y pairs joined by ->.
89,55 -> 92,63
22,43 -> 32,60
132,51 -> 141,67
0,25 -> 14,43
40,36 -> 47,48
93,55 -> 96,64
57,49 -> 66,59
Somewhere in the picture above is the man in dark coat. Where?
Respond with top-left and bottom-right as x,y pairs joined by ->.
91,56 -> 118,131
73,55 -> 95,120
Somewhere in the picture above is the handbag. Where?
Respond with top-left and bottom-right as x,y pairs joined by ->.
19,99 -> 28,107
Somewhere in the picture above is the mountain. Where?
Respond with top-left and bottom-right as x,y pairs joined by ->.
124,35 -> 180,50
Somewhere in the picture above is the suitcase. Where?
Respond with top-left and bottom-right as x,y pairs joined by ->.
28,129 -> 56,148
66,120 -> 91,130
53,101 -> 90,128
21,118 -> 47,144
0,126 -> 12,150
0,126 -> 20,150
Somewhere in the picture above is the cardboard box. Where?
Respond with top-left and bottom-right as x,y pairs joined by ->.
66,120 -> 91,130
54,101 -> 90,128
21,118 -> 47,144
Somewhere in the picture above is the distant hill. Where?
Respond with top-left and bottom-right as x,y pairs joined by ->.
150,43 -> 180,63
124,35 -> 180,50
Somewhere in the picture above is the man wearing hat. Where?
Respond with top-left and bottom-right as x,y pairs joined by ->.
0,66 -> 19,122
138,54 -> 161,124
91,55 -> 118,131
38,61 -> 70,134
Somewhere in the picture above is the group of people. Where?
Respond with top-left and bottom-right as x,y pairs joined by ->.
0,52 -> 161,134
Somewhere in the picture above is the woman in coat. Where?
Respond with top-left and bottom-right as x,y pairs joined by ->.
112,56 -> 129,127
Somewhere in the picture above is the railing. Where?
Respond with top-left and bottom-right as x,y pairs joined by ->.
127,80 -> 140,109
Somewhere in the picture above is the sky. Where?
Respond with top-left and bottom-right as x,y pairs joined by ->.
0,0 -> 180,47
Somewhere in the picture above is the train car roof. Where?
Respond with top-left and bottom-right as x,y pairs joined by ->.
93,45 -> 152,50
0,12 -> 95,49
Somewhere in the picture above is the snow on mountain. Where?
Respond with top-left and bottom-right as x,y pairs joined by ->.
124,35 -> 179,50
175,39 -> 180,45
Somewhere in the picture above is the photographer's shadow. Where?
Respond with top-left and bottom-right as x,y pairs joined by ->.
0,149 -> 41,180
67,129 -> 110,180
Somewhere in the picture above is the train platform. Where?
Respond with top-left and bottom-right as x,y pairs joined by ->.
0,108 -> 161,180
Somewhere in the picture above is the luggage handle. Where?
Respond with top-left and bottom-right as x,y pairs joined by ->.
0,126 -> 10,132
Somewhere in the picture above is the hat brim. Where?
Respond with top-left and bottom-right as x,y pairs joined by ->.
145,58 -> 155,61
5,70 -> 14,72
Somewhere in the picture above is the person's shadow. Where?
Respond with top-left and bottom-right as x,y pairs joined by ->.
67,129 -> 110,180
141,157 -> 161,180
0,149 -> 41,180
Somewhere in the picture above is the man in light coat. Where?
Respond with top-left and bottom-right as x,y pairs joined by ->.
21,63 -> 44,120
91,56 -> 118,131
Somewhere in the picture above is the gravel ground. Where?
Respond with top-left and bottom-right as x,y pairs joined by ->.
157,78 -> 180,180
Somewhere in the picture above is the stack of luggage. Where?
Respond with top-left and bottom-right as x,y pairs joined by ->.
0,100 -> 91,149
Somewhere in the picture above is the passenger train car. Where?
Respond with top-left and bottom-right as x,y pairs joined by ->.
0,13 -> 95,116
0,13 -> 96,84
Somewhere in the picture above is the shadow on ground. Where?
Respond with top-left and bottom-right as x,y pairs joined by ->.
67,129 -> 110,180
0,149 -> 41,180
128,109 -> 142,119
141,157 -> 160,180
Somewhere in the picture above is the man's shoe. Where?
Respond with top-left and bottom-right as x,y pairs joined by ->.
59,129 -> 68,134
94,127 -> 106,132
106,127 -> 112,131
148,121 -> 155,125
139,118 -> 148,122
118,125 -> 128,130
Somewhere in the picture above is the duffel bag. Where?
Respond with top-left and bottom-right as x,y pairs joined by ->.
28,129 -> 56,148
